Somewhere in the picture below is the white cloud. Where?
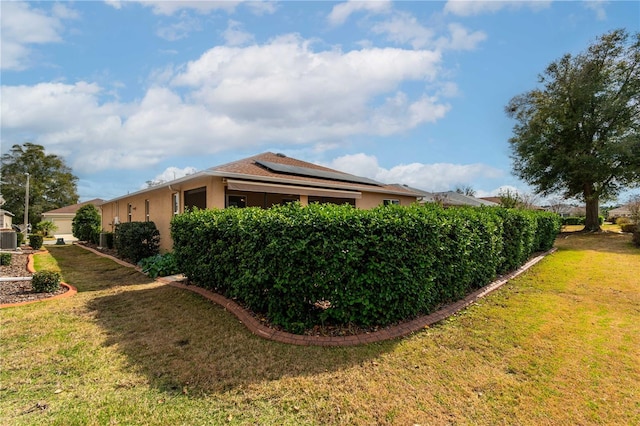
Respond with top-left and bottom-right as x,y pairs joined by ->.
143,166 -> 198,188
327,153 -> 503,192
370,11 -> 435,49
584,1 -> 608,21
437,23 -> 487,51
370,11 -> 486,52
222,20 -> 255,46
0,1 -> 77,70
444,0 -> 552,17
328,0 -> 392,26
136,1 -> 241,16
156,12 -> 202,41
2,36 -> 453,174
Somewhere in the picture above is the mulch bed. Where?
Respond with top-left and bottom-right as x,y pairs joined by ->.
0,250 -> 68,305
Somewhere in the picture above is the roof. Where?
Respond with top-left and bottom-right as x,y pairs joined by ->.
42,198 -> 106,215
609,205 -> 632,215
479,196 -> 502,204
105,152 -> 423,202
432,191 -> 500,207
209,152 -> 419,196
1,209 -> 15,217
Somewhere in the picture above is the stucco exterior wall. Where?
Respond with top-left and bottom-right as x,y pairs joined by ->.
101,176 -> 227,252
356,193 -> 417,209
101,175 -> 418,253
42,214 -> 74,234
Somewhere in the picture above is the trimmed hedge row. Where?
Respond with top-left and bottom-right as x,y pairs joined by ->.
562,216 -> 605,226
171,203 -> 561,333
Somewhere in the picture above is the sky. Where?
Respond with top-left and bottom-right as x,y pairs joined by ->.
1,0 -> 639,204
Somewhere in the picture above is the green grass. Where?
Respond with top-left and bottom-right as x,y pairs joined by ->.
1,231 -> 639,425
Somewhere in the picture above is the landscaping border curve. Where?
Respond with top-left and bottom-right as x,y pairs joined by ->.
75,242 -> 556,346
0,251 -> 77,309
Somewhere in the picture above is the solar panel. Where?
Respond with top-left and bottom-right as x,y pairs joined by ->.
255,160 -> 382,186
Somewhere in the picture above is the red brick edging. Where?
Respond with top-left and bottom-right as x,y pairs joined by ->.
0,251 -> 77,309
164,248 -> 557,346
73,243 -> 556,346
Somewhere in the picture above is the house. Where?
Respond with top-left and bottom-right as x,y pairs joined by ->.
430,191 -> 499,207
608,204 -> 633,220
42,199 -> 105,237
100,152 -> 423,251
0,209 -> 14,230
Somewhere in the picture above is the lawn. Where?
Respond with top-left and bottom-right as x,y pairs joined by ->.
1,230 -> 638,425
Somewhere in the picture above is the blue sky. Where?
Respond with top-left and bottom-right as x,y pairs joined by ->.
1,1 -> 639,203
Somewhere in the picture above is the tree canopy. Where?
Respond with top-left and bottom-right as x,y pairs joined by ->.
72,204 -> 101,243
506,29 -> 640,231
0,143 -> 79,228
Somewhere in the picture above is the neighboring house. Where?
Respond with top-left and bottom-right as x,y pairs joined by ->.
429,191 -> 499,207
0,209 -> 14,230
42,199 -> 106,236
567,206 -> 586,217
608,204 -> 632,220
100,152 -> 423,252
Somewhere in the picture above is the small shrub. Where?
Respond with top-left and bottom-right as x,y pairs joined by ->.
28,235 -> 43,250
616,217 -> 632,226
17,232 -> 25,246
621,223 -> 638,233
139,253 -> 179,278
32,271 -> 62,293
562,217 -> 585,226
35,220 -> 58,237
0,252 -> 12,265
115,222 -> 160,263
633,229 -> 640,247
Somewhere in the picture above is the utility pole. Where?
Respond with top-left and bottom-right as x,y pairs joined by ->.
24,173 -> 30,235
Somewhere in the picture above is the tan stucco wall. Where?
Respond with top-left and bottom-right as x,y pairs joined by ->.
356,193 -> 417,209
101,176 -> 418,252
101,176 -> 227,252
42,215 -> 74,234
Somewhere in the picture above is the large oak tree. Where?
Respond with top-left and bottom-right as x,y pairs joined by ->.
0,143 -> 79,228
507,29 -> 640,231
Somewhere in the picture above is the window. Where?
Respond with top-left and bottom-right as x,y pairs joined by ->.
127,204 -> 132,222
145,200 -> 150,222
172,193 -> 180,215
227,195 -> 246,208
383,199 -> 400,206
184,187 -> 207,210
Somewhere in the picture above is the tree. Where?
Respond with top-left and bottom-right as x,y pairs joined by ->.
455,185 -> 476,196
35,220 -> 58,237
628,193 -> 640,223
0,143 -> 79,227
506,29 -> 640,231
498,189 -> 521,208
72,204 -> 101,243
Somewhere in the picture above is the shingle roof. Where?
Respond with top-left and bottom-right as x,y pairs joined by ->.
42,198 -> 106,215
434,191 -> 499,207
209,152 -> 420,197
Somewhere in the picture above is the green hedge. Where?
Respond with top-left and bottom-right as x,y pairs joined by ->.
114,222 -> 160,264
562,216 -> 604,226
171,204 -> 561,333
32,271 -> 61,293
0,253 -> 11,266
28,235 -> 44,250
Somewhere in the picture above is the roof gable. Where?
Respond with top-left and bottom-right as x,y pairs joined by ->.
42,198 -> 105,215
